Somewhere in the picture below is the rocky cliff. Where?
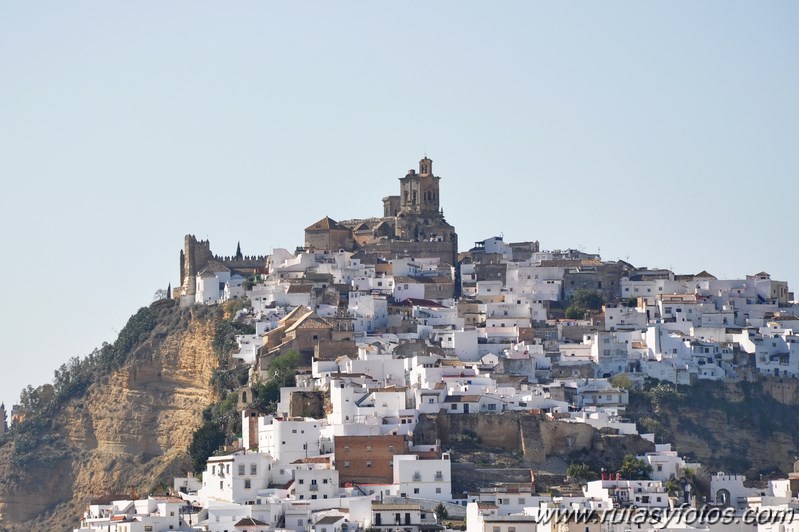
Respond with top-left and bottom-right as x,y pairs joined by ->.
626,378 -> 799,475
0,301 -> 224,531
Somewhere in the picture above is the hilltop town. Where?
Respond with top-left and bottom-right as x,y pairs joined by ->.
3,156 -> 799,532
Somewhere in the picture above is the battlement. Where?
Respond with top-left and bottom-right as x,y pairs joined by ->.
213,255 -> 269,267
181,234 -> 268,297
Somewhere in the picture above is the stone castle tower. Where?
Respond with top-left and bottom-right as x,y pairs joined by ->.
179,235 -> 213,298
176,235 -> 269,303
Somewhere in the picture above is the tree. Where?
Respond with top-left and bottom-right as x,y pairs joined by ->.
571,289 -> 604,310
251,380 -> 281,413
564,289 -> 605,319
610,373 -> 634,391
566,463 -> 598,481
19,384 -> 55,416
268,350 -> 302,387
434,502 -> 449,521
565,305 -> 589,319
188,423 -> 226,473
619,454 -> 653,480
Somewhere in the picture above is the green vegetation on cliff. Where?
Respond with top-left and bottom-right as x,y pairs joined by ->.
2,301 -> 173,467
188,349 -> 302,473
0,299 -> 242,530
628,378 -> 799,475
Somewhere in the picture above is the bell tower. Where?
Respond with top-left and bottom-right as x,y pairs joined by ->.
398,156 -> 441,215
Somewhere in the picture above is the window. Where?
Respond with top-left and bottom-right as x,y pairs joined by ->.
251,464 -> 257,475
487,403 -> 496,411
245,479 -> 251,489
366,461 -> 372,468
509,528 -> 516,532
299,479 -> 304,484
219,481 -> 223,489
367,445 -> 372,452
436,487 -> 442,493
238,464 -> 245,475
493,527 -> 501,532
344,461 -> 350,467
414,488 -> 420,494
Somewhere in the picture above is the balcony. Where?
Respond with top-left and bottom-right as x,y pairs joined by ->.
309,484 -> 319,491
412,473 -> 422,481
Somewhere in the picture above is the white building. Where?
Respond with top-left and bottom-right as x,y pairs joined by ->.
392,453 -> 452,500
198,451 -> 274,504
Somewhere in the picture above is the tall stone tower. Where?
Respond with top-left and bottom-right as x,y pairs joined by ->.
180,235 -> 213,298
399,156 -> 441,215
0,403 -> 6,434
392,156 -> 456,252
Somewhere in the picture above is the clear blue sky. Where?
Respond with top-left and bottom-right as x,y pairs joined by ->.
1,2 -> 797,412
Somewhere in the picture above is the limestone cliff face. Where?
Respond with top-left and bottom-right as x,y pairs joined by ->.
627,378 -> 799,475
0,305 -> 220,531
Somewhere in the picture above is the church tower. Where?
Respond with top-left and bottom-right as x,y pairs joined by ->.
399,156 -> 441,215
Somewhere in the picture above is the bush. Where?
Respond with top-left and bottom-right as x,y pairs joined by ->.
434,503 -> 449,520
566,462 -> 598,481
188,422 -> 226,474
619,454 -> 652,480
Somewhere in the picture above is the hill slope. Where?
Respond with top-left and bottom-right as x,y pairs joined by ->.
0,300 -> 229,531
626,378 -> 799,476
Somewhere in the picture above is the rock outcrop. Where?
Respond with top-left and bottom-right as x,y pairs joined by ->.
627,378 -> 799,475
0,303 -> 221,530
